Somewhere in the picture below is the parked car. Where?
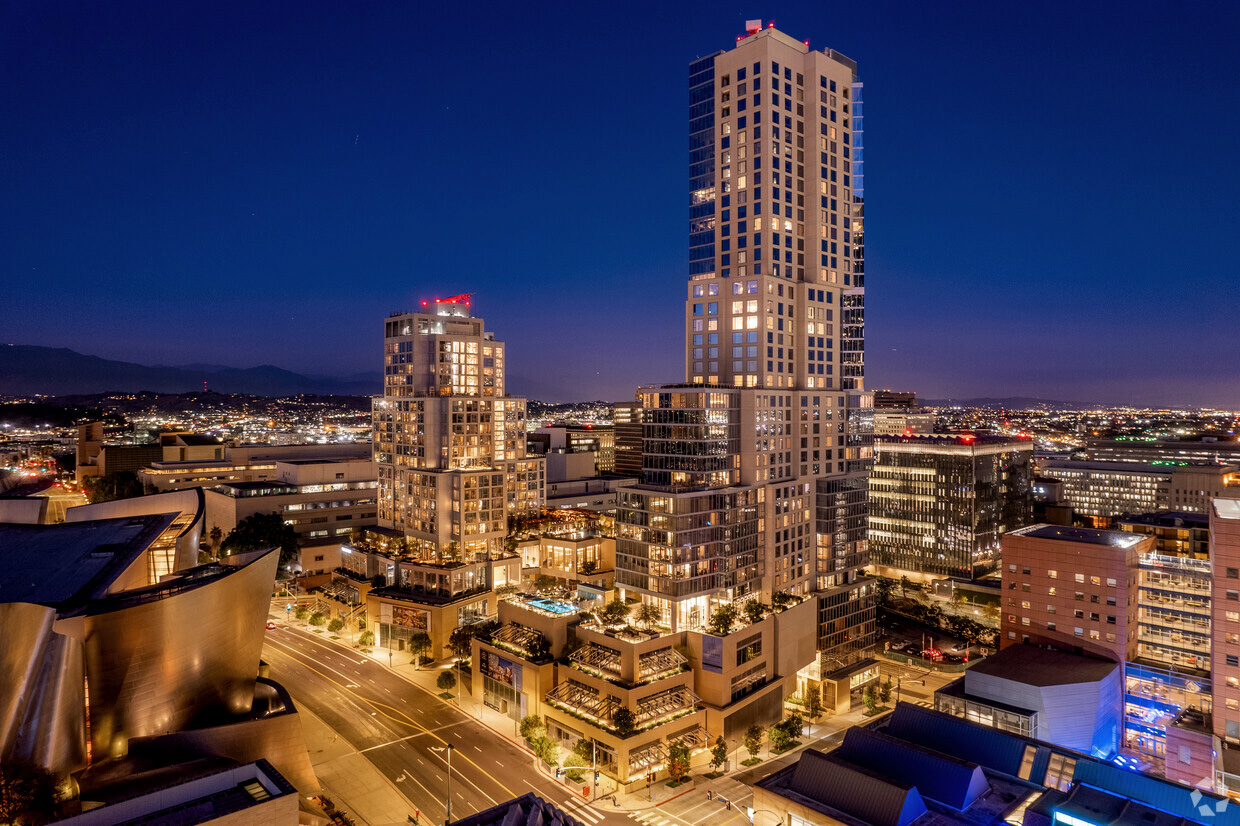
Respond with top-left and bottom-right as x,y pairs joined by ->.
266,620 -> 277,630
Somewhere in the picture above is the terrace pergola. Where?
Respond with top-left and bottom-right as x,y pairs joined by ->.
635,686 -> 699,726
627,725 -> 709,772
638,647 -> 687,680
546,679 -> 619,721
569,643 -> 623,678
490,623 -> 547,657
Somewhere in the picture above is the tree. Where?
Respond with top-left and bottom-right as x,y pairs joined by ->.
220,512 -> 300,568
635,602 -> 661,628
359,630 -> 375,646
309,612 -> 325,626
580,559 -> 598,575
437,671 -> 457,692
443,541 -> 461,562
710,735 -> 728,772
294,605 -> 308,620
572,738 -> 596,764
408,631 -> 432,667
768,720 -> 793,752
208,524 -> 223,555
0,760 -> 60,825
532,735 -> 559,767
743,600 -> 767,625
82,470 -> 143,504
520,715 -> 545,743
743,724 -> 763,759
770,590 -> 799,611
706,603 -> 739,636
874,576 -> 894,605
784,711 -> 803,739
534,574 -> 558,592
806,684 -> 824,721
371,574 -> 387,589
879,676 -> 893,704
611,707 -> 637,737
667,740 -> 691,782
449,624 -> 478,661
327,618 -> 344,633
600,599 -> 631,626
899,575 -> 913,600
563,752 -> 587,782
864,684 -> 879,712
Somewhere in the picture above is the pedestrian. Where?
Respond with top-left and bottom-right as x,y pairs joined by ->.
707,789 -> 713,801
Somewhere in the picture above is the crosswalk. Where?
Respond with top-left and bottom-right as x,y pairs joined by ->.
626,811 -> 676,826
559,795 -> 604,824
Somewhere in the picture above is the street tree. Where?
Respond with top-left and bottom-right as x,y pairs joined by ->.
327,618 -> 344,633
532,735 -> 559,767
864,684 -> 879,712
408,631 -> 432,667
806,684 -> 824,721
437,671 -> 457,692
710,735 -> 728,772
309,612 -> 325,626
743,724 -> 763,760
520,715 -> 545,743
880,676 -> 893,704
358,630 -> 375,646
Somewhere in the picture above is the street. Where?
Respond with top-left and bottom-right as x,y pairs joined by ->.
264,624 -> 618,825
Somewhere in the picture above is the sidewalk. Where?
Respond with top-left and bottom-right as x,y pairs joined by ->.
299,704 -> 415,826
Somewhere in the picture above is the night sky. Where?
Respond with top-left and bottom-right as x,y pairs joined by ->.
3,1 -> 1238,406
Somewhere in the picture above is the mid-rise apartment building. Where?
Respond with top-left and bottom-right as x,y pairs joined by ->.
611,400 -> 643,478
1084,437 -> 1240,467
869,435 -> 1034,580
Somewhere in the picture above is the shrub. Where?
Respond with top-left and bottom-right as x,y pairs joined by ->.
520,714 -> 545,743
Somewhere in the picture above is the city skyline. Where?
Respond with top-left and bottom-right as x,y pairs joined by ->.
2,2 -> 1238,406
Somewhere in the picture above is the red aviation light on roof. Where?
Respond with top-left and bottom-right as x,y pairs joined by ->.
768,20 -> 775,28
435,293 -> 474,305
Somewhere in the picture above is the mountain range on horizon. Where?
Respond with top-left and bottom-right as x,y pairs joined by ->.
0,344 -> 381,397
0,344 -> 1216,411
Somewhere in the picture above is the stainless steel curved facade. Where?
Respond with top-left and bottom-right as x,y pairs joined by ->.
81,549 -> 278,760
0,602 -> 87,771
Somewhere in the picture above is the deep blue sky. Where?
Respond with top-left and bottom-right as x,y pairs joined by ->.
3,1 -> 1238,406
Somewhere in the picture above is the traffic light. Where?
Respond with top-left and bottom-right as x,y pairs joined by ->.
594,770 -> 600,780
555,767 -> 565,778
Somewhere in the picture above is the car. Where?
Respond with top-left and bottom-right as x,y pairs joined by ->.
266,620 -> 277,630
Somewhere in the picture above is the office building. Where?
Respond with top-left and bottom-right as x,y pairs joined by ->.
1084,437 -> 1240,467
373,298 -> 545,558
872,389 -> 934,436
1038,459 -> 1238,523
612,400 -> 643,478
869,435 -> 1034,580
138,441 -> 369,492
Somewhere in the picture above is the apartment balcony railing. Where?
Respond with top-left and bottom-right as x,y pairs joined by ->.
546,680 -> 619,725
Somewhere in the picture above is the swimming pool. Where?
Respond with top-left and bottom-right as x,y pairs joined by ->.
528,597 -> 577,615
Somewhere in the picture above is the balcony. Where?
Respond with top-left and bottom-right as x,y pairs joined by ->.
639,648 -> 688,682
628,725 -> 710,773
570,643 -> 624,681
635,686 -> 699,727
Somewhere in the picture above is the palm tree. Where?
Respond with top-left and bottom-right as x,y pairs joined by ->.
208,525 -> 223,557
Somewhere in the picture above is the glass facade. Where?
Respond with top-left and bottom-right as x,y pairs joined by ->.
1123,660 -> 1212,758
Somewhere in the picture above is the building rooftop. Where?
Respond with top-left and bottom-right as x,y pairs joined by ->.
1042,459 -> 1228,473
447,792 -> 586,826
875,434 -> 1029,447
1008,524 -> 1145,548
1215,498 -> 1240,521
965,645 -> 1120,687
0,513 -> 177,609
1115,511 -> 1210,529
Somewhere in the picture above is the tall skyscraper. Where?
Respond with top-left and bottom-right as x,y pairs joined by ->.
687,21 -> 863,391
373,297 -> 544,558
617,23 -> 875,669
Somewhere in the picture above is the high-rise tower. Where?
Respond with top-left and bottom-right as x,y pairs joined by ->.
687,22 -> 864,391
617,24 -> 875,671
373,297 -> 544,559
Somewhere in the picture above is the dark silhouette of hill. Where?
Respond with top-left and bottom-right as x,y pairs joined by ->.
0,344 -> 380,397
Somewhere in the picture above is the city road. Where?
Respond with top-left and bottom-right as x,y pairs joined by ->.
263,625 -> 619,825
